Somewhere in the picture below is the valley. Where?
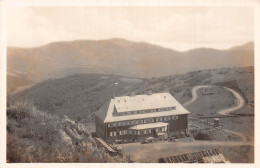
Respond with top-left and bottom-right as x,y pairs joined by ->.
7,66 -> 254,162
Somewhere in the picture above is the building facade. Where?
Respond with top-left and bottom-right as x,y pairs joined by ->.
94,92 -> 189,143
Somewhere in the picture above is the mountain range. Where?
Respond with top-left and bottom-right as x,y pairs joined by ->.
7,38 -> 254,94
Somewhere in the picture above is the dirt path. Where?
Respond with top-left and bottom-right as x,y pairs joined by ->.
121,140 -> 253,163
217,87 -> 245,115
223,129 -> 251,143
183,85 -> 210,106
183,85 -> 249,143
184,85 -> 245,115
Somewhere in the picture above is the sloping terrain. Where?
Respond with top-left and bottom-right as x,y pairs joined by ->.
7,101 -> 126,163
12,66 -> 254,124
12,74 -> 143,124
7,39 -> 254,93
7,66 -> 254,163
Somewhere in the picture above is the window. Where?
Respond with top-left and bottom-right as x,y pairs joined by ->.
159,128 -> 162,131
129,130 -> 132,134
162,127 -> 165,132
108,123 -> 111,127
164,117 -> 167,121
137,131 -> 140,135
127,111 -> 131,115
119,131 -> 122,135
141,120 -> 144,124
144,130 -> 147,134
148,129 -> 152,134
160,117 -> 163,122
156,118 -> 159,122
173,106 -> 176,110
113,132 -> 116,136
110,132 -> 113,136
156,128 -> 159,132
172,116 -> 175,120
140,130 -> 144,135
144,119 -> 147,124
176,116 -> 178,119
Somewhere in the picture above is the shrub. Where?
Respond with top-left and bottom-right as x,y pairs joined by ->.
194,132 -> 213,140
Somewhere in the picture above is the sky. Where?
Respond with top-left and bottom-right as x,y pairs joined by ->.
7,6 -> 254,51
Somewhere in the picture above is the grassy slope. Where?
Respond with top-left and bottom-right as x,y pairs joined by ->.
12,74 -> 143,123
8,66 -> 254,163
12,66 -> 254,123
7,101 -> 127,163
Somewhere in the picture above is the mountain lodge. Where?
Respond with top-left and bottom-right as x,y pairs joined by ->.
94,92 -> 190,143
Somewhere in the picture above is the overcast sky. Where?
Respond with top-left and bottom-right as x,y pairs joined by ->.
7,6 -> 254,51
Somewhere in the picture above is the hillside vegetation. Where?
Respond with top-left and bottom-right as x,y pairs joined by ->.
12,66 -> 254,124
7,101 -> 126,162
7,66 -> 254,162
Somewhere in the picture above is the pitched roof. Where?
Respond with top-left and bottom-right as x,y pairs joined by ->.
114,92 -> 178,112
95,92 -> 190,123
94,101 -> 111,122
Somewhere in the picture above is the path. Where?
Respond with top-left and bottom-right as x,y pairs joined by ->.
183,85 -> 249,143
217,87 -> 245,115
183,85 -> 210,106
184,85 -> 245,116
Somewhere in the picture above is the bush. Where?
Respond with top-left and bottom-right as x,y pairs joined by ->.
194,132 -> 213,140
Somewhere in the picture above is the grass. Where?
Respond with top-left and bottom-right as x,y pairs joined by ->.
7,101 -> 127,163
8,66 -> 254,163
185,86 -> 237,117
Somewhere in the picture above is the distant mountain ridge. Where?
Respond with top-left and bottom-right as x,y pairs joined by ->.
7,39 -> 254,93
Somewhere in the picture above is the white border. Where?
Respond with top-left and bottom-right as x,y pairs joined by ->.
0,0 -> 259,168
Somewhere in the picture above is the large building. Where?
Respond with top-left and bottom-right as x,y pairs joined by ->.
94,92 -> 190,143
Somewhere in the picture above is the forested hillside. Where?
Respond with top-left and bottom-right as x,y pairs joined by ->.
11,66 -> 254,123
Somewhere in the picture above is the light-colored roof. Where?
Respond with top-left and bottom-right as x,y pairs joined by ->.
129,122 -> 169,130
114,92 -> 177,112
103,92 -> 190,123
